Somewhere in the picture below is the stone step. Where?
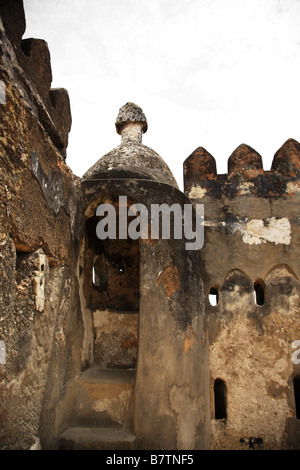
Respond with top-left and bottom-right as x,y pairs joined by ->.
59,426 -> 137,450
74,367 -> 136,427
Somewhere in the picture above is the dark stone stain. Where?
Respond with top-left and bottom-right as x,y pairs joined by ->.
31,151 -> 63,214
240,437 -> 263,449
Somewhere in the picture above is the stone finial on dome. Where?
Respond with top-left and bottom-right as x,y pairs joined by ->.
115,102 -> 148,134
83,102 -> 178,187
115,102 -> 148,145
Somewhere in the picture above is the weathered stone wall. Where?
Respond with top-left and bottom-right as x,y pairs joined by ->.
0,0 -> 84,449
184,141 -> 300,449
81,178 -> 211,450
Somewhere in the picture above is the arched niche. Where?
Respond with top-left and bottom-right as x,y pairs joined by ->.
83,198 -> 140,312
81,196 -> 140,370
265,264 -> 299,314
220,269 -> 253,305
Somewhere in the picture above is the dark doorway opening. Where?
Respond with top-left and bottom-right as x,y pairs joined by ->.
214,378 -> 227,420
254,280 -> 265,306
85,215 -> 139,311
293,376 -> 300,419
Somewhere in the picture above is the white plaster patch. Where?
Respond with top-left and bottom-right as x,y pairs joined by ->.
230,217 -> 291,245
204,217 -> 291,245
204,220 -> 219,227
32,251 -> 47,312
286,181 -> 300,194
0,340 -> 6,364
188,185 -> 207,199
242,217 -> 291,245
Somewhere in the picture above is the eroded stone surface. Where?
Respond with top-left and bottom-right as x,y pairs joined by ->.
185,140 -> 300,450
115,102 -> 148,135
0,4 -> 83,450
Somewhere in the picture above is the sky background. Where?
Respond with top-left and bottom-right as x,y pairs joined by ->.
23,0 -> 300,190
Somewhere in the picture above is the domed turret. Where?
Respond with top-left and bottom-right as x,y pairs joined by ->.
83,102 -> 178,188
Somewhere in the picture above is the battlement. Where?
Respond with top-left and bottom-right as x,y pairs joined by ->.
0,0 -> 71,159
184,138 -> 300,198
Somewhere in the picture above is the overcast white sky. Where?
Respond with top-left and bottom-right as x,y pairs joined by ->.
23,0 -> 300,190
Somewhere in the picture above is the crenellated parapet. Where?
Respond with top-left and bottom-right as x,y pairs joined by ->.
0,0 -> 71,158
184,138 -> 300,199
271,138 -> 300,177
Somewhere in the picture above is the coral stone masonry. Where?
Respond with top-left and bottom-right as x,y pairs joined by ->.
0,0 -> 299,450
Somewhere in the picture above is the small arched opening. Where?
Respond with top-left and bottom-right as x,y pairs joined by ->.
209,287 -> 219,306
254,280 -> 265,306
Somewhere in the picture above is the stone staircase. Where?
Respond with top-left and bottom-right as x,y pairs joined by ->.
59,367 -> 137,450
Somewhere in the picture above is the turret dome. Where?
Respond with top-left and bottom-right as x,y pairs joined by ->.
82,102 -> 178,188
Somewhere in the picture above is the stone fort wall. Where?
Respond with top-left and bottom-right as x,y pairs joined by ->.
0,0 -> 84,449
184,142 -> 300,449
